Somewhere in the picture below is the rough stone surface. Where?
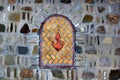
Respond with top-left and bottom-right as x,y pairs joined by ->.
85,0 -> 94,3
115,48 -> 120,55
18,46 -> 28,55
20,68 -> 33,78
21,7 -> 32,11
85,46 -> 97,54
0,35 -> 3,45
0,56 -> 3,65
106,14 -> 120,24
0,6 -> 4,11
51,69 -> 64,79
109,69 -> 120,80
82,71 -> 95,79
32,45 -> 38,54
82,15 -> 93,23
8,13 -> 20,22
97,26 -> 105,34
4,54 -> 15,65
35,0 -> 42,3
0,24 -> 5,32
98,7 -> 105,13
75,46 -> 82,54
102,37 -> 112,44
61,0 -> 71,3
99,56 -> 111,67
20,23 -> 30,34
8,0 -> 16,4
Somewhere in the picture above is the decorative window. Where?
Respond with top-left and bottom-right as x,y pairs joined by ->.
39,14 -> 75,69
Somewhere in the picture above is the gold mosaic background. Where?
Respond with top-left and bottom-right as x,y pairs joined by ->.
41,16 -> 74,66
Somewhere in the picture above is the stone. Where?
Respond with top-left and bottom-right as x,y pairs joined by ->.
61,0 -> 71,3
97,26 -> 105,34
109,69 -> 120,80
115,48 -> 120,55
32,28 -> 39,32
0,56 -> 3,65
85,46 -> 97,54
98,7 -> 105,13
51,69 -> 64,79
8,12 -> 20,22
118,29 -> 120,34
18,46 -> 28,55
106,14 -> 120,24
82,71 -> 95,79
8,0 -> 16,4
102,37 -> 112,44
20,68 -> 33,78
5,34 -> 17,45
108,0 -> 119,4
0,6 -> 4,11
99,56 -> 111,67
0,35 -> 3,45
0,67 -> 4,78
85,0 -> 94,4
0,24 -> 5,32
21,7 -> 32,11
4,54 -> 15,65
20,23 -> 30,34
75,46 -> 82,54
32,45 -> 38,54
35,0 -> 42,3
82,15 -> 93,23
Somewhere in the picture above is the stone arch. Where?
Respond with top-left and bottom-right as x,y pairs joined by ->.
39,14 -> 75,69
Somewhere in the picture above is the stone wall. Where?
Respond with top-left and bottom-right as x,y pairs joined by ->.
0,0 -> 120,80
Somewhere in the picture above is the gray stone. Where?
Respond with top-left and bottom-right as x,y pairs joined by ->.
18,46 -> 28,55
99,56 -> 111,67
0,56 -> 3,65
98,7 -> 105,13
115,48 -> 120,55
0,24 -> 5,32
82,15 -> 93,23
4,54 -> 15,65
0,35 -> 3,45
82,71 -> 95,79
85,46 -> 97,54
51,69 -> 64,79
8,12 -> 20,22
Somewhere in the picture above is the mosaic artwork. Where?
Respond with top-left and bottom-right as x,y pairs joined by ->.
39,14 -> 75,68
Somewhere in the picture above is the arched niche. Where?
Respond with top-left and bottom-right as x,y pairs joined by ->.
39,14 -> 75,69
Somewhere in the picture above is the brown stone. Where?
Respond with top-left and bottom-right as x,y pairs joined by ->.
108,0 -> 119,4
118,29 -> 120,34
85,0 -> 94,4
32,28 -> 39,32
115,48 -> 120,55
82,15 -> 93,23
97,26 -> 105,34
106,14 -> 120,24
20,68 -> 33,78
20,23 -> 30,34
32,45 -> 38,54
35,0 -> 42,3
21,7 -> 32,11
8,0 -> 16,4
8,12 -> 20,22
98,7 -> 105,13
